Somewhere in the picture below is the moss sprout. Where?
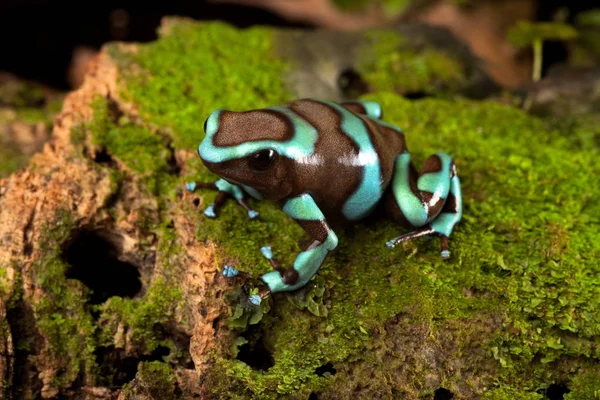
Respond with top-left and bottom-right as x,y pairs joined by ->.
507,21 -> 579,82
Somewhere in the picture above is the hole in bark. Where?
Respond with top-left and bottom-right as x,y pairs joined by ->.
308,393 -> 318,400
93,147 -> 114,164
95,345 -> 171,387
545,383 -> 570,400
193,198 -> 200,207
315,362 -> 336,377
337,68 -> 369,98
152,324 -> 196,369
63,229 -> 142,304
434,388 -> 454,400
236,335 -> 274,371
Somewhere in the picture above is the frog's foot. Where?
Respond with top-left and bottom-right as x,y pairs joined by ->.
222,265 -> 240,278
185,179 -> 259,219
237,198 -> 259,220
386,227 -> 451,258
249,287 -> 272,306
260,246 -> 300,285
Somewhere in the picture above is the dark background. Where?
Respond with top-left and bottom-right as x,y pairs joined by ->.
0,0 -> 596,91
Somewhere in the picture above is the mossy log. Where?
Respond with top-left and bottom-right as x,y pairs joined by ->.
0,17 -> 599,400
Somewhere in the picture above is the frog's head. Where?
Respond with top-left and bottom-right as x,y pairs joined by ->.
198,108 -> 303,201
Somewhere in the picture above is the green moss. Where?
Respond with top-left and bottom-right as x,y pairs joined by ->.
107,20 -> 292,151
121,361 -> 179,400
356,30 -> 467,96
87,97 -> 178,198
564,367 -> 600,399
482,386 -> 544,400
98,277 -> 183,353
33,209 -> 98,390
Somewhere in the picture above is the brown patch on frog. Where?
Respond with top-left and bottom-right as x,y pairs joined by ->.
213,109 -> 294,147
285,99 -> 364,227
419,154 -> 443,174
339,101 -> 368,116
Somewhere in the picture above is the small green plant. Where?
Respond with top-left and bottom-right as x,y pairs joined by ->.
507,21 -> 579,82
575,9 -> 600,27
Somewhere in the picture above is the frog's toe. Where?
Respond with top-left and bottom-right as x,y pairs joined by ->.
440,250 -> 450,259
385,239 -> 398,248
204,204 -> 217,218
260,246 -> 273,260
248,210 -> 259,219
248,294 -> 262,306
185,182 -> 197,192
222,265 -> 239,278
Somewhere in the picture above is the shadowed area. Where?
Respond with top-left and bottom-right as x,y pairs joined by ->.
63,229 -> 142,304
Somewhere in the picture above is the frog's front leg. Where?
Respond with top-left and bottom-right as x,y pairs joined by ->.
247,193 -> 338,305
185,178 -> 259,219
385,151 -> 463,258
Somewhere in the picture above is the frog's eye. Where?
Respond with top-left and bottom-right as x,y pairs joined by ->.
248,149 -> 277,171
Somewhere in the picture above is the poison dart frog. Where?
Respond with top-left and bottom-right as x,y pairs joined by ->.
186,99 -> 463,306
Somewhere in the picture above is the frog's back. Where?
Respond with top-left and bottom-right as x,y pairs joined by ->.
280,98 -> 406,226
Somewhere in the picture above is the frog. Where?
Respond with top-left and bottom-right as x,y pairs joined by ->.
186,98 -> 463,306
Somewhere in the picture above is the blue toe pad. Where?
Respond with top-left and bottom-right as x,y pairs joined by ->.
222,265 -> 239,278
204,204 -> 217,218
260,246 -> 273,260
441,250 -> 450,259
248,294 -> 262,306
248,210 -> 259,219
185,182 -> 196,192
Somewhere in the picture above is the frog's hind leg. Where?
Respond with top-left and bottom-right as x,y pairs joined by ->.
384,152 -> 463,258
185,178 -> 259,219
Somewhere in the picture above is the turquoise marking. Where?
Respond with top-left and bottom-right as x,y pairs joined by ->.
215,178 -> 244,199
240,184 -> 263,200
359,100 -> 382,119
314,99 -> 382,221
260,229 -> 338,292
417,153 -> 452,199
282,194 -> 325,221
198,106 -> 318,163
392,153 -> 428,227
